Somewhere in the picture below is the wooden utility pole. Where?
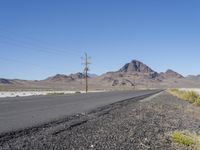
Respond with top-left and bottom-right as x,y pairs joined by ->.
82,53 -> 90,93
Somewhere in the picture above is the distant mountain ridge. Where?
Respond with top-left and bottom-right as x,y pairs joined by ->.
45,74 -> 74,82
1,59 -> 200,90
45,72 -> 88,82
0,78 -> 12,84
45,72 -> 98,82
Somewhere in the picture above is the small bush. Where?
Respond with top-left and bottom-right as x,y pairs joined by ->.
170,88 -> 179,92
194,98 -> 200,106
182,91 -> 198,103
171,131 -> 200,150
171,131 -> 194,147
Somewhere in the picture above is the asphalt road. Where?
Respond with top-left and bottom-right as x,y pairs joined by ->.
0,90 -> 160,134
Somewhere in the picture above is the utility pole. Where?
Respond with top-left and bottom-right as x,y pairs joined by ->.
82,53 -> 90,93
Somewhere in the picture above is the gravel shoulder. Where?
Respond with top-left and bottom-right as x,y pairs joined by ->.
1,91 -> 200,150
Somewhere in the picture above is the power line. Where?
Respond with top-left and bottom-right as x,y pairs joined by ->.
0,26 -> 82,54
0,56 -> 61,72
0,36 -> 79,57
0,39 -> 59,55
0,28 -> 82,56
0,28 -> 93,81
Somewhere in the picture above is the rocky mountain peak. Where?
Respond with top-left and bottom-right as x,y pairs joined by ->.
166,69 -> 176,74
118,60 -> 157,74
161,69 -> 184,79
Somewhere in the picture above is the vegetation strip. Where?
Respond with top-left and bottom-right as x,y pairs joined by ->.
169,88 -> 200,106
171,131 -> 200,150
169,89 -> 200,149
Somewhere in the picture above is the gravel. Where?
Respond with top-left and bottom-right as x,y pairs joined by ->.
1,91 -> 200,150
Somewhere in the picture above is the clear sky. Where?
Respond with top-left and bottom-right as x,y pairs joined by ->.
0,0 -> 200,80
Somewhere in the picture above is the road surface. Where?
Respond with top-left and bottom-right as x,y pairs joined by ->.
0,90 -> 161,134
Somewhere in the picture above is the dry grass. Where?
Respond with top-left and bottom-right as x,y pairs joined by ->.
46,92 -> 65,96
171,131 -> 200,150
194,97 -> 200,106
169,89 -> 200,107
169,89 -> 200,149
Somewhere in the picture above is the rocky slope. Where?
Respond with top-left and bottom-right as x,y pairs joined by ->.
160,69 -> 184,79
118,60 -> 157,74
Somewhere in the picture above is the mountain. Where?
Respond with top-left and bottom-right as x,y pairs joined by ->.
45,74 -> 74,82
97,60 -> 161,88
97,60 -> 188,88
0,78 -> 12,84
45,72 -> 88,82
117,60 -> 184,80
160,69 -> 184,79
118,60 -> 159,78
119,60 -> 156,74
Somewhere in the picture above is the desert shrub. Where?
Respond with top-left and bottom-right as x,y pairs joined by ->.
170,88 -> 179,92
171,131 -> 200,150
181,91 -> 199,103
169,89 -> 200,106
171,131 -> 194,147
194,98 -> 200,106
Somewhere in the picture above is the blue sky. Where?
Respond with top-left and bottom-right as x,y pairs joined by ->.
0,0 -> 200,80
